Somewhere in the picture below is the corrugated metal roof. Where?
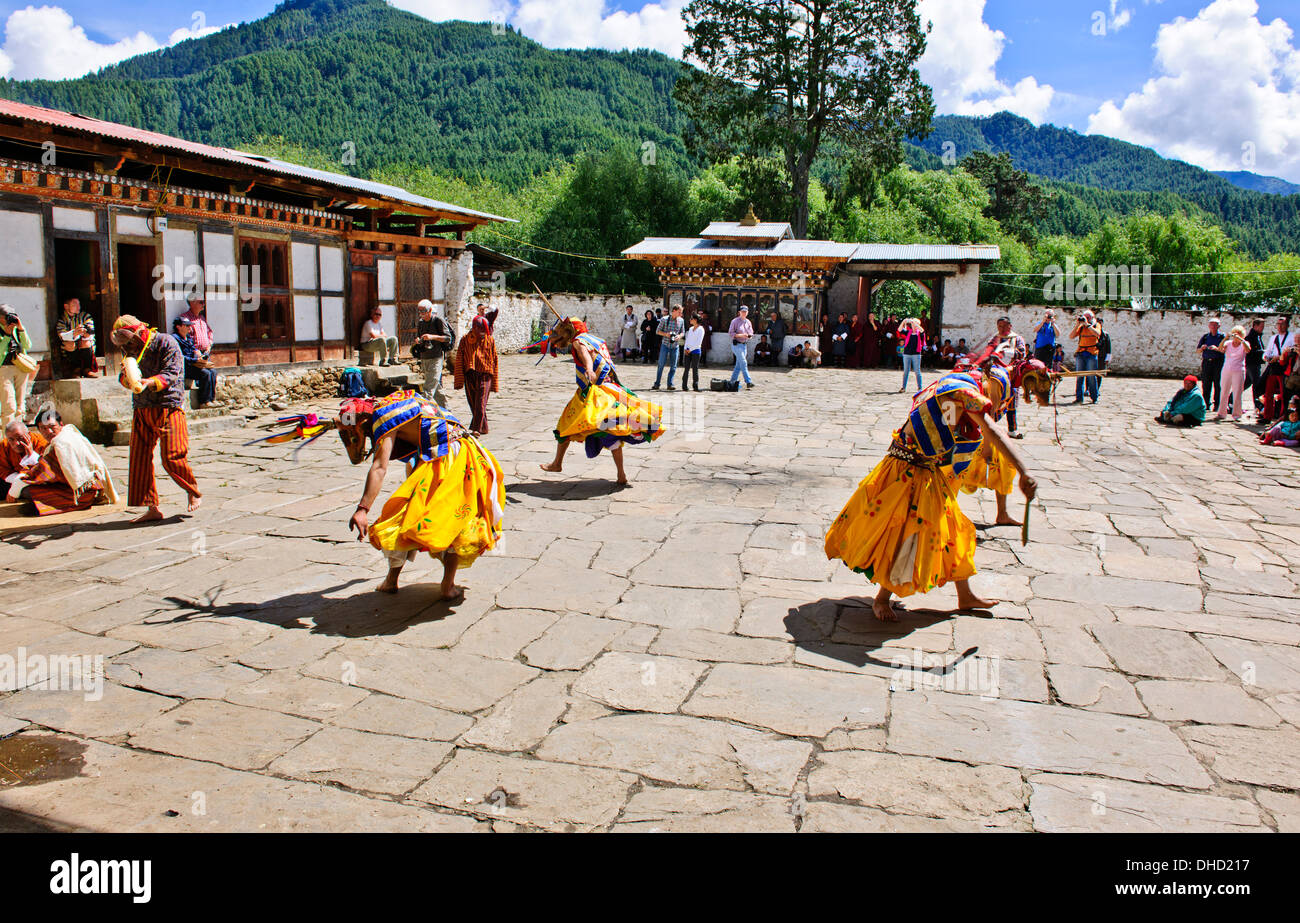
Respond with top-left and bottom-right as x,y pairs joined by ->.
700,221 -> 793,240
850,243 -> 1001,262
623,238 -> 857,259
0,99 -> 513,223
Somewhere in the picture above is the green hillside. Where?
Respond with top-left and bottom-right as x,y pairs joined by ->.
0,0 -> 690,187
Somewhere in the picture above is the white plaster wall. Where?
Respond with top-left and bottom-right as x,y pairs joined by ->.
468,291 -> 660,355
0,211 -> 44,278
320,246 -> 345,293
293,294 -> 320,342
51,206 -> 96,232
291,241 -> 317,290
956,303 -> 1300,377
0,285 -> 48,353
322,295 -> 346,341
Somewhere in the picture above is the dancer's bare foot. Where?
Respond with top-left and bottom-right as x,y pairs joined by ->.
955,591 -> 998,610
615,475 -> 629,485
540,461 -> 563,473
377,567 -> 401,594
993,514 -> 1020,526
132,507 -> 164,523
872,597 -> 899,622
440,584 -> 465,601
187,493 -> 202,513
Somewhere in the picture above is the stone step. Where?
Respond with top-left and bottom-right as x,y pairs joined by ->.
109,409 -> 246,446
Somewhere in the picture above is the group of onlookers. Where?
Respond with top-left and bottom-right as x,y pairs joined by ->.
1157,315 -> 1299,445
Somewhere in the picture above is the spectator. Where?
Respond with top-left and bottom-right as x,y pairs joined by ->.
618,304 -> 640,361
1195,318 -> 1226,411
1259,400 -> 1300,447
475,302 -> 499,333
1069,310 -> 1102,404
55,296 -> 98,378
1051,344 -> 1066,372
453,315 -> 498,435
1212,324 -> 1249,421
803,341 -> 822,367
728,305 -> 756,389
639,310 -> 657,364
695,310 -> 713,368
754,334 -> 774,367
1155,375 -> 1207,426
1032,311 -> 1060,366
880,314 -> 900,368
360,308 -> 398,366
682,314 -> 705,392
830,312 -> 852,367
172,316 -> 218,408
987,315 -> 1027,436
899,317 -> 926,393
179,296 -> 215,360
764,310 -> 787,362
1261,316 -> 1297,423
939,339 -> 955,368
1245,317 -> 1267,416
0,305 -> 34,426
857,312 -> 881,368
1093,317 -> 1112,400
818,309 -> 833,364
4,408 -> 116,515
651,304 -> 685,390
412,299 -> 454,407
955,337 -> 968,359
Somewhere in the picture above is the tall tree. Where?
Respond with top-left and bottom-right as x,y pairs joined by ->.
675,0 -> 933,238
959,151 -> 1048,241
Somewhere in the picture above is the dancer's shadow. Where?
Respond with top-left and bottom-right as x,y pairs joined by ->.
158,577 -> 476,639
784,596 -> 991,674
1,513 -> 184,547
508,478 -> 631,502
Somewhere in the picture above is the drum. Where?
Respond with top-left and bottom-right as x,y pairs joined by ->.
121,356 -> 144,393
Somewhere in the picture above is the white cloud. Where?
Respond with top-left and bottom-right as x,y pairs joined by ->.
0,5 -> 232,80
1109,2 -> 1133,32
389,0 -> 514,26
1087,0 -> 1300,182
916,0 -> 1055,122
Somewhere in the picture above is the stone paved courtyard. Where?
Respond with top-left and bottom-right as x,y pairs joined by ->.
2,356 -> 1299,832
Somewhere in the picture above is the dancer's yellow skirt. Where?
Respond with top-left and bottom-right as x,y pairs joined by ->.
554,382 -> 664,457
959,441 -> 1016,496
369,437 -> 505,567
824,455 -> 977,597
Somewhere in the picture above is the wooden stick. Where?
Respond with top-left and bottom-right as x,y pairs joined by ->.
1053,368 -> 1111,378
532,282 -> 563,321
1021,497 -> 1031,547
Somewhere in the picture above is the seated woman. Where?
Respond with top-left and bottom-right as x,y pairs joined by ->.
3,408 -> 116,515
173,316 -> 218,408
1155,375 -> 1207,427
754,335 -> 774,367
1260,399 -> 1300,446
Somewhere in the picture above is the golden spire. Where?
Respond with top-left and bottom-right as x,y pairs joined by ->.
739,203 -> 759,226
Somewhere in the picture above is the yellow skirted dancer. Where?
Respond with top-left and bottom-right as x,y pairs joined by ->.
340,391 -> 504,599
825,366 -> 1036,622
540,318 -> 663,484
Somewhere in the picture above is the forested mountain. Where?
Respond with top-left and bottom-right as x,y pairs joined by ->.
0,0 -> 689,187
911,113 -> 1300,257
1213,171 -> 1300,196
1,0 -> 1297,272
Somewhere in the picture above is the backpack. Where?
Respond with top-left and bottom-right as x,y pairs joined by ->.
710,378 -> 739,392
337,367 -> 368,398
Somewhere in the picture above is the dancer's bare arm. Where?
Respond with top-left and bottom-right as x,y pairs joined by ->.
975,412 -> 1037,500
349,435 -> 393,540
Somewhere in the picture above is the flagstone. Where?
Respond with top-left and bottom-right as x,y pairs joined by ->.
0,682 -> 178,739
807,750 -> 1027,828
1047,664 -> 1146,715
612,788 -> 796,833
572,651 -> 706,714
1182,725 -> 1300,789
129,699 -> 320,770
459,671 -> 573,752
888,689 -> 1211,787
1136,680 -> 1280,727
411,749 -> 635,831
1091,624 -> 1224,681
1196,635 -> 1300,693
536,713 -> 811,794
107,648 -> 261,700
682,662 -> 887,737
1027,773 -> 1265,833
520,614 -> 625,670
604,585 -> 739,632
269,726 -> 452,796
1032,574 -> 1202,611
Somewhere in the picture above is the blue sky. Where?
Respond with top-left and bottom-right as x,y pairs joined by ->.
2,0 -> 1298,181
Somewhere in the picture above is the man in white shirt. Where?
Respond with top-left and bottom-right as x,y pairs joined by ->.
360,308 -> 399,366
1261,316 -> 1297,422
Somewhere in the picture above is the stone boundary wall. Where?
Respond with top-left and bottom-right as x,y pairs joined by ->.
947,303 -> 1299,377
462,291 -> 661,355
